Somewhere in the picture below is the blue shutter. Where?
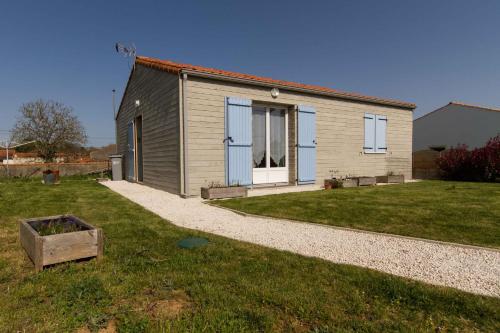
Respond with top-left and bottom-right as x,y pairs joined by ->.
127,122 -> 135,180
364,113 -> 375,153
225,97 -> 252,186
297,105 -> 316,184
375,115 -> 387,152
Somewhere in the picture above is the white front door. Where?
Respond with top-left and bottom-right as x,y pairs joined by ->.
252,106 -> 289,184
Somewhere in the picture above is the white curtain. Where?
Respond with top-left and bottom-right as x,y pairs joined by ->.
252,108 -> 266,168
270,109 -> 286,167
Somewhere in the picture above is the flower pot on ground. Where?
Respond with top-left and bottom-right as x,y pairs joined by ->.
324,179 -> 343,189
357,176 -> 377,186
42,170 -> 60,184
342,178 -> 359,188
376,175 -> 405,183
19,215 -> 103,272
201,185 -> 247,199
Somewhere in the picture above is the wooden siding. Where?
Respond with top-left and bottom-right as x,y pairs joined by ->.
116,65 -> 180,194
186,76 -> 412,195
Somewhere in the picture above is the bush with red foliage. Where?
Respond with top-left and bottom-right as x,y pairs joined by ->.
436,135 -> 499,181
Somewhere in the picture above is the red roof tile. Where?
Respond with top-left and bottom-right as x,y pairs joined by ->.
136,56 -> 416,109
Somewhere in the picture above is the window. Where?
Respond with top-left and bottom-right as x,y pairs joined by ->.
364,113 -> 387,153
269,108 -> 286,167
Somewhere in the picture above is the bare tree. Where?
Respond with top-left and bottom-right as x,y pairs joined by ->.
11,99 -> 87,162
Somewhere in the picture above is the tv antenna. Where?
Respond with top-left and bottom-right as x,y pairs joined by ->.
115,42 -> 136,68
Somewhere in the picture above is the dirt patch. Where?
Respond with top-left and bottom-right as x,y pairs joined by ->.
98,320 -> 117,333
274,316 -> 311,333
76,320 -> 116,333
145,290 -> 191,319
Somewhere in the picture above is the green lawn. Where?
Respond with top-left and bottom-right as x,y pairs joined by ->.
214,181 -> 500,248
0,179 -> 498,332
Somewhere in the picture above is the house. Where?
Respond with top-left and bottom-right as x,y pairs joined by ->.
413,102 -> 500,151
90,144 -> 117,161
0,150 -> 10,163
115,56 -> 415,197
2,152 -> 65,165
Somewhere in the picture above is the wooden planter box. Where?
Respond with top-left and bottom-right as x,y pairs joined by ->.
201,186 -> 247,199
357,176 -> 376,186
342,178 -> 359,188
325,178 -> 358,189
20,215 -> 103,272
376,175 -> 405,184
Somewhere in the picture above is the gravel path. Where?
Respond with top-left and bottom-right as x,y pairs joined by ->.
103,181 -> 500,297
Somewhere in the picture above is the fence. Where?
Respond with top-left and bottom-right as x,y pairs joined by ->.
412,150 -> 441,179
0,161 -> 110,178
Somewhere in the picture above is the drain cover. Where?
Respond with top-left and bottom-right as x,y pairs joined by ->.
177,237 -> 209,249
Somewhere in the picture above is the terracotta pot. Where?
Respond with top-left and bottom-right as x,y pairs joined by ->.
42,170 -> 60,184
52,170 -> 60,183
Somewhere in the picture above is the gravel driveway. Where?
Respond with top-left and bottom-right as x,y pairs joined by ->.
103,181 -> 500,297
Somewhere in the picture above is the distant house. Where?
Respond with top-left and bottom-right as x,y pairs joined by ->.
1,152 -> 65,165
413,102 -> 500,151
0,150 -> 9,163
115,56 -> 415,197
90,144 -> 117,161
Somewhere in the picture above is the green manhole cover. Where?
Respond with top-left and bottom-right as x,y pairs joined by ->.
177,237 -> 209,249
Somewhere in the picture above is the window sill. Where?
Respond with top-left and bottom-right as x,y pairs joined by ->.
364,151 -> 387,154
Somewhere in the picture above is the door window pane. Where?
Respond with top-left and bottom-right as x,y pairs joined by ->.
270,109 -> 286,167
252,108 -> 266,168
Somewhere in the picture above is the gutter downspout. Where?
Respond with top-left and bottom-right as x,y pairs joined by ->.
181,73 -> 190,197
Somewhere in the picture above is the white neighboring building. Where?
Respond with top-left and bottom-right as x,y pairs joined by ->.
413,102 -> 500,151
2,153 -> 64,164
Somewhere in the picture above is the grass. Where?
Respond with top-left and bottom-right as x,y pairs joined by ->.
0,179 -> 498,332
33,217 -> 85,236
214,181 -> 500,248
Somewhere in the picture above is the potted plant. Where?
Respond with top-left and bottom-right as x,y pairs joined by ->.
325,171 -> 360,189
325,170 -> 340,190
19,215 -> 103,272
356,176 -> 377,186
201,181 -> 248,199
341,177 -> 359,188
324,179 -> 333,190
324,178 -> 344,190
376,171 -> 405,184
42,169 -> 60,184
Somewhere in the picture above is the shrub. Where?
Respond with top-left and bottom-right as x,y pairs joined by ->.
436,136 -> 500,181
472,135 -> 500,181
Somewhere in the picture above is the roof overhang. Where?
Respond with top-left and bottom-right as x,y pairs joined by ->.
180,68 -> 415,110
135,56 -> 416,110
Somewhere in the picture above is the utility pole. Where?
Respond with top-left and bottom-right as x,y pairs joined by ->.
5,143 -> 9,177
112,89 -> 116,118
112,89 -> 118,151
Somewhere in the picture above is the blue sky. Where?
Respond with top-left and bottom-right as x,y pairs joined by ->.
1,0 -> 499,146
